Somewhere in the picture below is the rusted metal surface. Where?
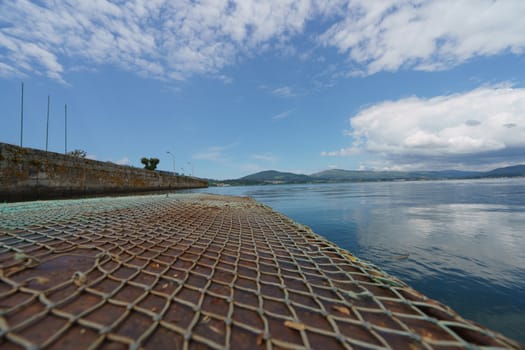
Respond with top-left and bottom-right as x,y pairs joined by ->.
0,194 -> 522,349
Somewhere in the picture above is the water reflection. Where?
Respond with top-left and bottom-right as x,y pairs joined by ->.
190,179 -> 525,342
360,203 -> 525,286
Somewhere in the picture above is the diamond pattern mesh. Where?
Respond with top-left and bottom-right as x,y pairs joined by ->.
0,194 -> 521,349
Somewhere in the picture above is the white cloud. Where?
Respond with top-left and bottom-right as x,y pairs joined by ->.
1,1 -> 524,82
0,0 -> 313,82
271,86 -> 297,98
0,61 -> 20,77
319,0 -> 525,74
334,85 -> 525,169
352,86 -> 525,154
272,110 -> 292,120
321,147 -> 360,157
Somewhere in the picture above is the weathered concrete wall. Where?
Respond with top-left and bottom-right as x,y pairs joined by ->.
0,142 -> 208,202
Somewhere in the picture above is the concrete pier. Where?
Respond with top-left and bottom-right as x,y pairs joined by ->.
0,194 -> 521,349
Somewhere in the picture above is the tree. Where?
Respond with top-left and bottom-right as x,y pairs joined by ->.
141,157 -> 160,170
150,158 -> 159,169
67,149 -> 87,158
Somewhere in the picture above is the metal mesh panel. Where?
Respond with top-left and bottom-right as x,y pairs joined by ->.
0,194 -> 521,349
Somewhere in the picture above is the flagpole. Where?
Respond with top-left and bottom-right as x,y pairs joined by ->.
20,82 -> 24,147
46,95 -> 50,151
65,104 -> 68,154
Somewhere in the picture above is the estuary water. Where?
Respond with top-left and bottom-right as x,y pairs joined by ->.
189,178 -> 525,342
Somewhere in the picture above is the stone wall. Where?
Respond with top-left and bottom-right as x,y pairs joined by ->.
0,142 -> 208,202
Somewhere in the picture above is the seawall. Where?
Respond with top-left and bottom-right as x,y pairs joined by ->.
0,142 -> 208,202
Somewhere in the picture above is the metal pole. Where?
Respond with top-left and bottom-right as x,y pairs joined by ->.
20,82 -> 24,147
167,151 -> 176,175
64,104 -> 68,154
46,95 -> 50,152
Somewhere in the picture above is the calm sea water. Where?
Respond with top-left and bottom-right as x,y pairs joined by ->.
188,178 -> 525,343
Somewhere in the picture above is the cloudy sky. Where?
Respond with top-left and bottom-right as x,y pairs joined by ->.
1,0 -> 525,179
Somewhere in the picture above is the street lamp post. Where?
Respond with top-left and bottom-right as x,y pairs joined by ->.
166,151 -> 176,175
187,161 -> 194,177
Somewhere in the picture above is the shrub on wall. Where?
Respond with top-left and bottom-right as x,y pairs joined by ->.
67,149 -> 87,158
141,157 -> 159,170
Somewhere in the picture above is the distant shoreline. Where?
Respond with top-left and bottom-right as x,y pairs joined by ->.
208,165 -> 525,186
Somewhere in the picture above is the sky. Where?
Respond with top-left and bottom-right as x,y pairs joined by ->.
1,0 -> 525,180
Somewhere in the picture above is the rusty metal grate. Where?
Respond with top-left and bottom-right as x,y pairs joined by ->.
0,194 -> 521,349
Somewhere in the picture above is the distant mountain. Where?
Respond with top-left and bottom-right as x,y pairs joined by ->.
483,165 -> 525,177
241,170 -> 311,183
312,169 -> 481,181
313,169 -> 403,181
209,165 -> 525,186
431,170 -> 483,178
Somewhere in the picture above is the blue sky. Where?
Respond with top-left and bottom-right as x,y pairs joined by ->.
1,0 -> 525,179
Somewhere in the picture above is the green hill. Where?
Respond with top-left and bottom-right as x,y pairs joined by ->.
241,170 -> 312,183
209,165 -> 525,186
312,169 -> 480,181
483,165 -> 525,177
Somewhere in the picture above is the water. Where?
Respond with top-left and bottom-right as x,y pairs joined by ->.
188,178 -> 525,343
